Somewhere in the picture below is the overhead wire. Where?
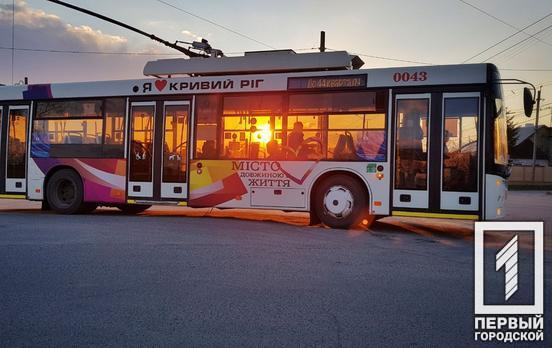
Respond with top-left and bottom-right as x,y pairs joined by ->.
457,0 -> 552,47
326,47 -> 433,65
0,46 -> 181,56
501,68 -> 552,72
152,0 -> 276,49
483,21 -> 552,62
493,30 -> 552,65
462,12 -> 552,63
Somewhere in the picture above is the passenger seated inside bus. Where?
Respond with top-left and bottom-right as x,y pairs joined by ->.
287,121 -> 304,151
199,140 -> 217,159
266,139 -> 283,160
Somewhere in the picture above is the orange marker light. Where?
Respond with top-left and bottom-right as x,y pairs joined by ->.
376,172 -> 384,180
374,201 -> 382,207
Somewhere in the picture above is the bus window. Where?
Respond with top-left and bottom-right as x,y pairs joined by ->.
288,91 -> 387,161
328,113 -> 386,161
286,115 -> 325,160
32,98 -> 125,158
163,105 -> 188,183
129,105 -> 154,182
221,95 -> 283,159
395,99 -> 428,190
194,95 -> 220,159
493,98 -> 508,165
442,97 -> 479,192
7,108 -> 28,179
104,98 -> 126,156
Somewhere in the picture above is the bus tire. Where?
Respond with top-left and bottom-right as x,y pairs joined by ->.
313,174 -> 371,229
117,204 -> 151,214
46,169 -> 85,214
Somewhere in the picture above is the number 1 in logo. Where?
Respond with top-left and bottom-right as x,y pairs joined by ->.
496,235 -> 518,301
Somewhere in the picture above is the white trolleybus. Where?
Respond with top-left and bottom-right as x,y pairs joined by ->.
0,50 -> 517,228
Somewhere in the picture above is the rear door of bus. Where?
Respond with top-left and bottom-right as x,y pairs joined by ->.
126,98 -> 191,203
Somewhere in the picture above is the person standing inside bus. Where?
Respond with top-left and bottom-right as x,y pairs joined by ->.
397,111 -> 424,188
288,121 -> 304,151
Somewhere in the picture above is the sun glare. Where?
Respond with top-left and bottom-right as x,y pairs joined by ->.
254,123 -> 272,143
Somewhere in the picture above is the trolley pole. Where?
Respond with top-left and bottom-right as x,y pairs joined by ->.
531,87 -> 542,182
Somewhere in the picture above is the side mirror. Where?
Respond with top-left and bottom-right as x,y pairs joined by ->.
523,87 -> 534,117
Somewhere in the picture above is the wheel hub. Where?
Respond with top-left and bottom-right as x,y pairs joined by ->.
323,185 -> 354,219
57,180 -> 76,205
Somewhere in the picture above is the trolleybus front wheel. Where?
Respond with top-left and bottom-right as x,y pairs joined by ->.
313,174 -> 374,229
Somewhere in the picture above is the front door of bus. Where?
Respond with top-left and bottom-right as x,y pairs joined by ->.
0,104 -> 29,195
392,92 -> 481,214
127,100 -> 189,202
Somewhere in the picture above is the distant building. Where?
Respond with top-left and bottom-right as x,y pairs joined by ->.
510,125 -> 551,166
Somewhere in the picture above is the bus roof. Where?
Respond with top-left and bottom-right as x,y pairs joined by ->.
144,50 -> 365,77
0,63 -> 490,101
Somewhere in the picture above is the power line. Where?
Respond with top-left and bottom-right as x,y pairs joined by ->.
327,48 -> 433,65
492,29 -> 552,65
152,0 -> 276,50
355,53 -> 433,65
0,46 -> 181,56
484,22 -> 552,62
0,46 -> 318,57
462,12 -> 552,63
457,0 -> 552,48
501,68 -> 552,72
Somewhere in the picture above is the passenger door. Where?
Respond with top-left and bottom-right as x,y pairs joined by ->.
127,100 -> 190,202
440,93 -> 480,211
392,94 -> 431,209
1,104 -> 30,195
392,92 -> 481,215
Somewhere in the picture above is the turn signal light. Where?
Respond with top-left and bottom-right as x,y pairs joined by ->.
376,172 -> 384,180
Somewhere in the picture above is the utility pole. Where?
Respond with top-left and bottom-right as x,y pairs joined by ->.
531,86 -> 542,182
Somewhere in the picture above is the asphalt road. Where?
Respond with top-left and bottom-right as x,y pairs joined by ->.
0,191 -> 551,347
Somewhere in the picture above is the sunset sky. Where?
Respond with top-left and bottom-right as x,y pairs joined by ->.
1,0 -> 551,127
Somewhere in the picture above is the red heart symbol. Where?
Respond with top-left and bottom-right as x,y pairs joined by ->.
155,80 -> 167,91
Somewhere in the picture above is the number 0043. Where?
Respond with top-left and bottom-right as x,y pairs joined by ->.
393,71 -> 427,82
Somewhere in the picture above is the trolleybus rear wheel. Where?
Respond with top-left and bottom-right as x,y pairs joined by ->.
46,169 -> 85,214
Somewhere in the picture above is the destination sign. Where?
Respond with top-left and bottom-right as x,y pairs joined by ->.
287,74 -> 367,90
